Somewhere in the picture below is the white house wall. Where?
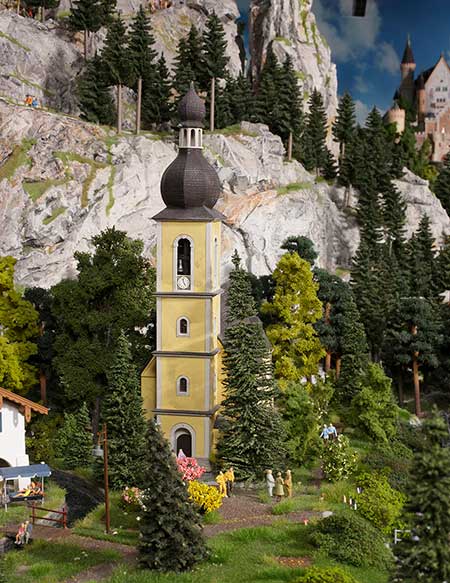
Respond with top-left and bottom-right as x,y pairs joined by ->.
0,402 -> 29,489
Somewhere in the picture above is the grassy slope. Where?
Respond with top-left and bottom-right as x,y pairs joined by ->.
0,481 -> 66,528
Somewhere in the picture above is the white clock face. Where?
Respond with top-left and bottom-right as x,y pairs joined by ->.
177,276 -> 190,290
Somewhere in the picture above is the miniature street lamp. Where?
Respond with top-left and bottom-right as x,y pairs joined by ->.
92,423 -> 110,534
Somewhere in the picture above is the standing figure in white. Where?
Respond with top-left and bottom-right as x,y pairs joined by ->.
265,469 -> 275,497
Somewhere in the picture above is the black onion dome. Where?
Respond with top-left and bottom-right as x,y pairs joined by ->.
161,149 -> 221,209
178,83 -> 206,128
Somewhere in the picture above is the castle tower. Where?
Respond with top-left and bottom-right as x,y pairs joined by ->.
417,74 -> 426,127
141,84 -> 224,466
400,35 -> 416,104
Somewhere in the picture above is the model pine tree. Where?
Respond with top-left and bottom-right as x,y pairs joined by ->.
301,89 -> 328,176
215,81 -> 234,129
0,257 -> 39,394
57,402 -> 93,469
433,236 -> 450,294
99,0 -> 116,25
102,332 -> 147,489
186,25 -> 206,87
138,420 -> 207,571
434,152 -> 450,215
332,91 -> 356,165
276,56 -> 304,159
392,414 -> 450,583
254,47 -> 280,126
128,6 -> 157,85
202,12 -> 229,130
407,215 -> 436,299
229,73 -> 254,124
323,148 -> 338,180
173,37 -> 196,101
69,0 -> 103,60
262,252 -> 325,383
217,252 -> 286,480
77,55 -> 115,125
281,235 -> 318,266
143,54 -> 172,127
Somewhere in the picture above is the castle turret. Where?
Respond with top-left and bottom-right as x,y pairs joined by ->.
400,36 -> 416,104
417,74 -> 426,127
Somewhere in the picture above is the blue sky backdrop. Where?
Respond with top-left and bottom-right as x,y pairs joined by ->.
237,0 -> 450,123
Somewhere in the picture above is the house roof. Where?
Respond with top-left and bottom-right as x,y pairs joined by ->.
401,38 -> 415,64
0,387 -> 48,423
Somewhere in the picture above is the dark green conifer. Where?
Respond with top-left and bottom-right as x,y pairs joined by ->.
69,0 -> 102,60
142,54 -> 172,127
392,414 -> 450,583
433,236 -> 450,295
254,47 -> 280,126
186,25 -> 206,88
57,402 -> 92,470
101,14 -> 131,87
323,148 -> 338,180
128,6 -> 157,86
217,252 -> 287,480
332,91 -> 356,165
76,55 -> 115,125
229,73 -> 254,123
407,215 -> 436,299
302,89 -> 328,176
215,80 -> 234,129
434,152 -> 450,216
102,332 -> 147,489
173,37 -> 196,101
99,0 -> 116,25
138,420 -> 207,571
281,235 -> 318,266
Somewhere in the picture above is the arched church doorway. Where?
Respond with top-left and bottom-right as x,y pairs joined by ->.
0,459 -> 10,467
175,428 -> 192,457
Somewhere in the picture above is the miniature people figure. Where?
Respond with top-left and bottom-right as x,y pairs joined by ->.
15,522 -> 25,544
284,469 -> 293,498
177,448 -> 187,459
275,472 -> 285,501
215,471 -> 228,497
265,469 -> 275,497
328,423 -> 338,440
32,97 -> 38,108
320,424 -> 329,440
224,467 -> 235,497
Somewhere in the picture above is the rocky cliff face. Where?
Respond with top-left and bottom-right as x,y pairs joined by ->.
0,3 -> 242,116
1,100 -> 448,289
249,0 -> 338,120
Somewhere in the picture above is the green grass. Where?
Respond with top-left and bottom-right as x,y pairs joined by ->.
102,523 -> 389,583
74,491 -> 140,546
277,181 -> 313,195
0,31 -> 30,52
4,540 -> 120,583
23,178 -> 69,202
54,151 -> 108,208
43,206 -> 67,225
202,510 -> 222,525
0,481 -> 65,528
0,138 -> 35,183
274,36 -> 292,45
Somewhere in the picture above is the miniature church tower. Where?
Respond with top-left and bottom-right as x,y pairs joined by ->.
141,84 -> 224,466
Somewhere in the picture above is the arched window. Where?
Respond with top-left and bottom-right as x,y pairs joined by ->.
177,376 -> 190,395
177,317 -> 190,336
177,238 -> 191,276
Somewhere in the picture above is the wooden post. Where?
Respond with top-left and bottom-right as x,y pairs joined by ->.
103,423 -> 110,534
287,132 -> 293,162
411,324 -> 421,417
136,77 -> 142,135
63,506 -> 67,529
31,504 -> 36,524
16,0 -> 20,15
117,84 -> 123,134
210,77 -> 215,132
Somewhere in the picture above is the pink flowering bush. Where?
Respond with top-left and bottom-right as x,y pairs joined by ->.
121,486 -> 143,511
176,456 -> 206,482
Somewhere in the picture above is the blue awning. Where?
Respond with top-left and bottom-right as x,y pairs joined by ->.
0,464 -> 51,480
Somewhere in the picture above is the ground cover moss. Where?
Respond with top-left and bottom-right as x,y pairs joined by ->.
0,138 -> 35,183
277,182 -> 313,195
54,151 -> 108,208
24,178 -> 69,202
43,206 -> 67,225
0,31 -> 30,52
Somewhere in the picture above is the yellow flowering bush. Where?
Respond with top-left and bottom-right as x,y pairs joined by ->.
187,480 -> 223,514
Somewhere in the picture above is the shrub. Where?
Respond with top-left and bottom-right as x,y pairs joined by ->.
176,456 -> 206,482
321,435 -> 357,482
309,510 -> 393,568
187,481 -> 223,514
354,472 -> 405,533
120,487 -> 143,511
292,566 -> 358,583
363,441 -> 413,492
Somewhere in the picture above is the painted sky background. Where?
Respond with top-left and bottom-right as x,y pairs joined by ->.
237,0 -> 450,123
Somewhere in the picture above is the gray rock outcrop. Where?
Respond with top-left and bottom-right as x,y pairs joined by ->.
249,0 -> 338,121
0,100 -> 448,289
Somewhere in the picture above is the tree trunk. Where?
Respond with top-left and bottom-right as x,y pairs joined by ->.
398,370 -> 404,406
324,302 -> 332,372
325,351 -> 332,372
287,132 -> 293,162
39,370 -> 47,405
210,77 -> 215,132
84,29 -> 88,61
336,357 -> 341,378
117,84 -> 123,134
41,6 -> 45,21
136,77 -> 142,135
16,0 -> 20,15
411,324 -> 421,416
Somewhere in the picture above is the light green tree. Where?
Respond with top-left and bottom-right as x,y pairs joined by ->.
262,253 -> 325,384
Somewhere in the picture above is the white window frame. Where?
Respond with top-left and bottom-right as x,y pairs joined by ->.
177,316 -> 190,337
176,375 -> 190,396
173,235 -> 194,291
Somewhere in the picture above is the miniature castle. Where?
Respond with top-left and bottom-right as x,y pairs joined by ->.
140,85 -> 225,468
385,37 -> 450,161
